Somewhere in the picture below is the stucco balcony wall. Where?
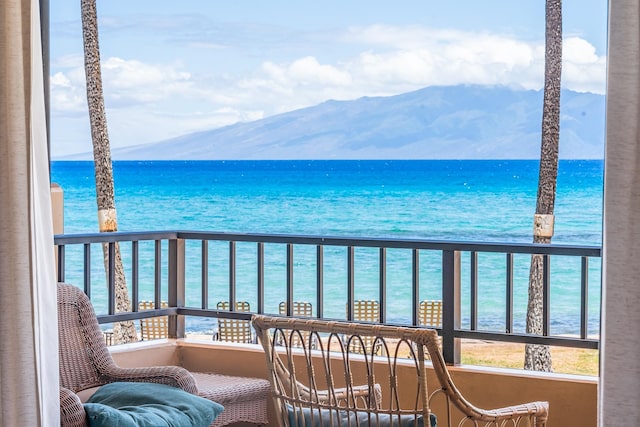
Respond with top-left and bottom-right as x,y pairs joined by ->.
110,339 -> 597,426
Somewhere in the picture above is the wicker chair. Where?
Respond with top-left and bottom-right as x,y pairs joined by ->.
58,283 -> 271,427
252,315 -> 549,427
58,283 -> 197,427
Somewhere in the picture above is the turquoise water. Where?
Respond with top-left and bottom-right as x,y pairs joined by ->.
51,160 -> 604,335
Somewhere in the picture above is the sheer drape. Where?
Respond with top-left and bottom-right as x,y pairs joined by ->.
601,1 -> 640,425
0,0 -> 60,425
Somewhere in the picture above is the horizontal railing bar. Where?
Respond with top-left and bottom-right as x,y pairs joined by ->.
454,330 -> 599,349
55,231 -> 601,257
97,308 -> 254,324
173,308 -> 254,321
54,231 -> 179,244
176,231 -> 601,256
96,308 -> 177,324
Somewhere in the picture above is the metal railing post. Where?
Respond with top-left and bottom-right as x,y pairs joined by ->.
286,244 -> 294,316
412,249 -> 419,326
347,246 -> 355,320
442,250 -> 461,365
57,244 -> 65,282
316,245 -> 324,319
168,238 -> 186,338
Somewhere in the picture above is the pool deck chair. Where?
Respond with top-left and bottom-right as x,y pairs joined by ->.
138,300 -> 169,340
278,301 -> 313,317
347,299 -> 382,355
352,299 -> 380,322
278,301 -> 314,348
252,314 -> 549,427
215,301 -> 254,343
419,300 -> 443,328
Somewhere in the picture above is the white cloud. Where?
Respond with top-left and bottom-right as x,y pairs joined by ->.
51,72 -> 86,113
101,57 -> 193,104
287,56 -> 352,86
50,24 -> 606,156
340,26 -> 605,94
244,57 -> 352,98
564,37 -> 600,64
51,57 -> 196,109
51,72 -> 72,88
562,37 -> 606,93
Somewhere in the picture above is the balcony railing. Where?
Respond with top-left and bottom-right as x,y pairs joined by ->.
54,230 -> 601,365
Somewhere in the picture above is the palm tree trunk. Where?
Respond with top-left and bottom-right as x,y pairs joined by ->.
81,0 -> 137,344
525,0 -> 562,371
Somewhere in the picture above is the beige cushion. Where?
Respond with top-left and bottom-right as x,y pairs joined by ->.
76,386 -> 101,402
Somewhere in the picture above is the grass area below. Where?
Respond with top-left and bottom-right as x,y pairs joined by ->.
461,340 -> 599,376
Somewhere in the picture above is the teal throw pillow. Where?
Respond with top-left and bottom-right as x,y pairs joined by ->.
84,381 -> 223,427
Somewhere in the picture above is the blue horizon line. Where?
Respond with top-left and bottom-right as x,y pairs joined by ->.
51,158 -> 605,163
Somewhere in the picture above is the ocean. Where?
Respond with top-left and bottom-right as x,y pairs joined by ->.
50,160 -> 604,335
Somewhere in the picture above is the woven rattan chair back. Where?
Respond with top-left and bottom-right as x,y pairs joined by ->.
216,301 -> 253,343
58,283 -> 120,392
252,314 -> 549,427
418,300 -> 442,328
138,300 -> 169,340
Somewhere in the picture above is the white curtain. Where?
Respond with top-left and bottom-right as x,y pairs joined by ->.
0,0 -> 60,425
600,1 -> 640,425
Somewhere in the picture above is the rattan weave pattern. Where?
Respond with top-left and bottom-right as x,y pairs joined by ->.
58,283 -> 198,426
59,386 -> 86,427
252,315 -> 549,427
193,372 -> 270,426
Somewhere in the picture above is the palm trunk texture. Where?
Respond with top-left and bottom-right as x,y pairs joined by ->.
81,0 -> 137,344
525,0 -> 562,371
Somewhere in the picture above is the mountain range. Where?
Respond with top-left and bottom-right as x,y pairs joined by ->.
73,85 -> 606,160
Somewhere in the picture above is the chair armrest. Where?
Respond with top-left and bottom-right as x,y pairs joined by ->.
473,401 -> 549,424
427,340 -> 549,425
101,365 -> 199,394
60,387 -> 87,427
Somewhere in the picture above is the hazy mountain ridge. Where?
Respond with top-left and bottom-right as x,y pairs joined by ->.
65,85 -> 605,160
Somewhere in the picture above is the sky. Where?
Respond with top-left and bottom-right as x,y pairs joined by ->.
49,1 -> 608,158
